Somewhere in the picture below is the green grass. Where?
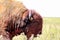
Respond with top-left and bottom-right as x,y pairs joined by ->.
12,17 -> 60,40
43,17 -> 60,24
38,17 -> 60,40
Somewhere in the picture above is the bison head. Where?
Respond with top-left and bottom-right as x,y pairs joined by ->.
5,10 -> 42,40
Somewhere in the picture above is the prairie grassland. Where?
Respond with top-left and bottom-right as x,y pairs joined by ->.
37,17 -> 60,40
12,17 -> 60,40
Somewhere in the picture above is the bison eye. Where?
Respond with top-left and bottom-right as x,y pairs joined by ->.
30,17 -> 33,21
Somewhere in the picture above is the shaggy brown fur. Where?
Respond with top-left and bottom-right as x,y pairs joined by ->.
0,1 -> 27,40
0,0 -> 42,40
24,10 -> 43,39
5,10 -> 42,40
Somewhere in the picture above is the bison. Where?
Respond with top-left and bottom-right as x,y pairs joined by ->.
0,1 -> 43,40
5,10 -> 43,40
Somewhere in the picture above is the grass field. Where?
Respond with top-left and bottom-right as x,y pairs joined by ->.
12,17 -> 60,40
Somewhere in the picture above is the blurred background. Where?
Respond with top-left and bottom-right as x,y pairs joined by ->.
16,0 -> 60,17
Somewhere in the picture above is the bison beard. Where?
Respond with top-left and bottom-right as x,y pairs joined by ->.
1,10 -> 42,40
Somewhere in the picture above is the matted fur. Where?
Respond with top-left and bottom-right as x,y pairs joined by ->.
0,0 -> 27,40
